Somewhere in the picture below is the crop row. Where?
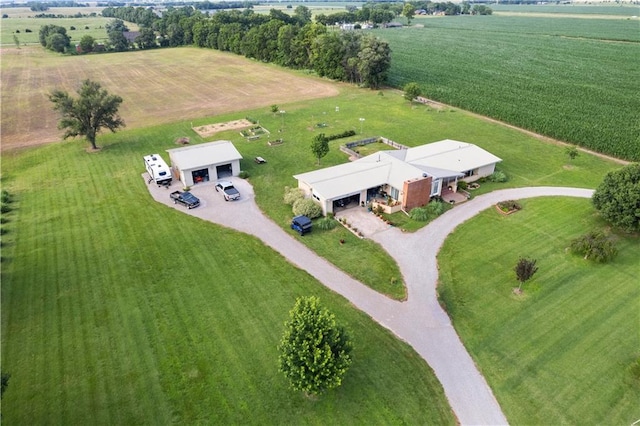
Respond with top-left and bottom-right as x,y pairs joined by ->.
374,17 -> 640,160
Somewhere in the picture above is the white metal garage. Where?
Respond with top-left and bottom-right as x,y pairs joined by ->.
167,140 -> 243,187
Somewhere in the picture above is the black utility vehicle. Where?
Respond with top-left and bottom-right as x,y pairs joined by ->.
170,191 -> 200,209
291,215 -> 312,235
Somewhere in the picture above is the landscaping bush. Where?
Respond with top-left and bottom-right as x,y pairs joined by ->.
570,231 -> 618,263
1,190 -> 12,204
1,204 -> 12,214
292,198 -> 322,219
426,201 -> 445,217
316,216 -> 337,231
283,186 -> 305,205
409,206 -> 429,221
457,180 -> 468,190
489,170 -> 508,183
327,130 -> 356,141
239,170 -> 249,179
497,200 -> 521,213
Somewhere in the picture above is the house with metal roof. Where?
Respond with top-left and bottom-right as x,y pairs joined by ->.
167,140 -> 243,187
294,139 -> 501,216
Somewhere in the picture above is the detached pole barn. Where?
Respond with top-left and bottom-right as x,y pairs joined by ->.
167,140 -> 243,187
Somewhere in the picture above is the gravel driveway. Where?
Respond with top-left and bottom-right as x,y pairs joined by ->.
147,176 -> 593,425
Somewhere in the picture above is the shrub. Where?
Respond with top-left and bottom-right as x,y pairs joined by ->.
489,170 -> 508,183
409,206 -> 429,221
316,216 -> 337,230
292,198 -> 322,219
457,180 -> 468,190
0,204 -> 12,214
1,190 -> 12,204
283,186 -> 305,205
238,170 -> 249,179
410,201 -> 445,222
327,130 -> 356,141
69,26 -> 76,30
570,231 -> 618,263
497,200 -> 521,212
425,201 -> 445,217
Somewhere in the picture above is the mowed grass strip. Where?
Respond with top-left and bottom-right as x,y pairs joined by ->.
437,197 -> 640,424
0,134 -> 455,424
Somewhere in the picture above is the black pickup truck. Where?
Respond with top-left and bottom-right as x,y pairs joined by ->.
170,191 -> 200,209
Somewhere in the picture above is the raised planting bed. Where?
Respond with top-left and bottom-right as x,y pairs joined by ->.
496,200 -> 522,215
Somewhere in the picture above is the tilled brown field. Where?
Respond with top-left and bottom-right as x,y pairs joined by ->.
0,46 -> 339,151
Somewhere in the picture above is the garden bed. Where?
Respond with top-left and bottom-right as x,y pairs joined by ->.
495,200 -> 522,215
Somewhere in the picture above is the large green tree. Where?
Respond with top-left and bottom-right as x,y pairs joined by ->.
38,24 -> 70,52
278,296 -> 353,396
311,133 -> 329,165
592,163 -> 640,233
79,34 -> 95,53
402,4 -> 416,25
49,80 -> 125,150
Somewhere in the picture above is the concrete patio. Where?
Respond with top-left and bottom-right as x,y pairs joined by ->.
334,206 -> 395,238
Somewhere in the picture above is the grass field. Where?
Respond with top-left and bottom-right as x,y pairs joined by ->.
0,131 -> 455,424
0,44 -> 633,423
0,46 -> 338,151
438,197 -> 639,424
373,16 -> 640,160
0,16 -> 114,46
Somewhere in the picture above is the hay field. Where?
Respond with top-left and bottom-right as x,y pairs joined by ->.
0,46 -> 339,150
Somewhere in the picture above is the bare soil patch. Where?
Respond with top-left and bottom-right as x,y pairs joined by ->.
0,47 -> 339,151
193,119 -> 253,138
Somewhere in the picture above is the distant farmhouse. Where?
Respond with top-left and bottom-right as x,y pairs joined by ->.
294,139 -> 501,216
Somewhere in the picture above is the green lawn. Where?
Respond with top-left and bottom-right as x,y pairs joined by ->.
437,197 -> 640,424
0,140 -> 455,424
0,72 -> 630,423
0,16 -> 116,46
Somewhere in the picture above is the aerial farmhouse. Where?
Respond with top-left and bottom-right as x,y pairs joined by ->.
294,139 -> 501,216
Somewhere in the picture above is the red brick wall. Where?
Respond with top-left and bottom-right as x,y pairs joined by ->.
403,176 -> 432,211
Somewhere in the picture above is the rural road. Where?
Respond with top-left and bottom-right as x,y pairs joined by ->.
147,178 -> 594,425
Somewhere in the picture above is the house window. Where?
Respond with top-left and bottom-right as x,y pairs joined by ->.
389,187 -> 400,200
464,169 -> 475,178
431,179 -> 441,196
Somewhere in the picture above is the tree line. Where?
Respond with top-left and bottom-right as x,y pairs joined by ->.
58,5 -> 392,88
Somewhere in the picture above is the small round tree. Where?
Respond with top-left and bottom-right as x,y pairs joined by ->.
592,163 -> 640,233
403,82 -> 422,103
311,133 -> 329,165
278,296 -> 353,397
514,257 -> 538,293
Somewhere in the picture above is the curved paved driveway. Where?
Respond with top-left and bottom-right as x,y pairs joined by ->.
148,179 -> 593,425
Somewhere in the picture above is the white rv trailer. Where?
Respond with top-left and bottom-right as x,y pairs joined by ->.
144,154 -> 172,186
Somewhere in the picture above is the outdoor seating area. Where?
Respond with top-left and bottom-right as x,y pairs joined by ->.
441,188 -> 469,204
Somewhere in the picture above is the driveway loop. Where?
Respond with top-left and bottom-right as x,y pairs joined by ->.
146,174 -> 593,425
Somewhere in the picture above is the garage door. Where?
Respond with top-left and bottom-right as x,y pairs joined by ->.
216,163 -> 232,178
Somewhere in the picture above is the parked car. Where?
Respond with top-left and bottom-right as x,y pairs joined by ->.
215,181 -> 240,201
291,215 -> 312,235
170,191 -> 200,209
